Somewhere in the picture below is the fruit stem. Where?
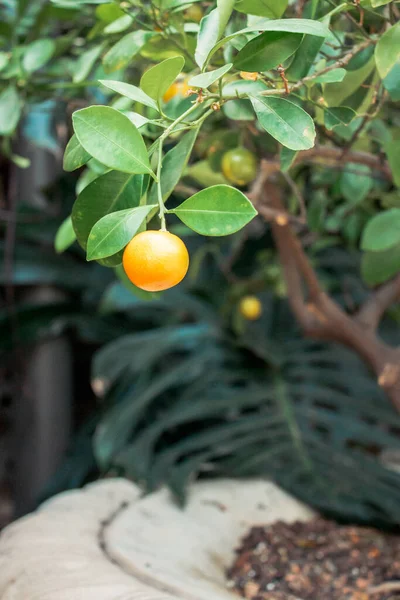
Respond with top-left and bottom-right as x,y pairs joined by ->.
157,139 -> 167,231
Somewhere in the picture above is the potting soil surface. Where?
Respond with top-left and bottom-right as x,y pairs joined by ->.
226,517 -> 400,600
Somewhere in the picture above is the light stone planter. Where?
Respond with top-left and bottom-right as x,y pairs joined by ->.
0,478 -> 314,600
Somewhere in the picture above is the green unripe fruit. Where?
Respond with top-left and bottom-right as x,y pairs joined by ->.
221,148 -> 258,187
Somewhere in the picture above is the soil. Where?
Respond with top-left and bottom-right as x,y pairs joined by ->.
226,517 -> 400,600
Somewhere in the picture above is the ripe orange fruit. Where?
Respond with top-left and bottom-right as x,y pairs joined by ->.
221,147 -> 258,187
239,296 -> 262,320
163,79 -> 191,103
123,230 -> 189,292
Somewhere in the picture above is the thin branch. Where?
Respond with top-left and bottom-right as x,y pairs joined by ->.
368,581 -> 400,595
356,273 -> 400,332
297,146 -> 392,180
288,40 -> 372,90
281,171 -> 307,223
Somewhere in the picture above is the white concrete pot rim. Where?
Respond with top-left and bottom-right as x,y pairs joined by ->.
0,478 -> 314,600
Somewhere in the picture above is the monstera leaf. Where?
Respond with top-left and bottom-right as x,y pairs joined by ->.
92,292 -> 400,525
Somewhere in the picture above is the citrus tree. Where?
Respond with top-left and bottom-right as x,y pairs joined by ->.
1,0 -> 400,410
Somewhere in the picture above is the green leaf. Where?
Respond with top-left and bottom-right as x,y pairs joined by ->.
235,0 -> 288,17
371,0 -> 392,5
361,209 -> 400,253
375,22 -> 400,79
280,147 -> 297,172
324,106 -> 356,130
324,55 -> 375,106
217,0 -> 235,35
186,160 -> 229,187
385,140 -> 400,187
87,205 -> 156,260
234,31 -> 302,72
195,8 -> 220,69
362,243 -> 400,286
0,86 -> 22,135
55,216 -> 76,254
22,39 -> 55,73
0,52 -> 9,72
99,80 -> 159,111
339,163 -> 372,204
103,14 -> 133,34
313,68 -> 347,83
72,171 -> 146,250
72,106 -> 154,176
206,18 -> 329,68
73,44 -> 104,83
222,80 -> 269,120
251,96 -> 315,150
103,31 -> 153,73
383,62 -> 400,101
171,184 -> 257,235
63,134 -> 91,172
140,56 -> 185,103
188,63 -> 232,88
149,129 -> 199,204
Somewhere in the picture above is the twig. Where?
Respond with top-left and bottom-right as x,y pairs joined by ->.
277,64 -> 290,94
368,581 -> 400,595
356,273 -> 400,332
281,172 -> 307,223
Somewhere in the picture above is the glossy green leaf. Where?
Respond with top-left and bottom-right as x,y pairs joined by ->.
314,68 -> 346,83
55,216 -> 76,254
63,134 -> 91,172
234,31 -> 302,72
223,99 -> 255,121
22,39 -> 55,73
96,3 -> 124,21
103,31 -> 153,73
235,0 -> 288,17
99,80 -> 158,111
0,86 -> 22,135
217,0 -> 235,35
103,14 -> 133,34
371,0 -> 392,5
189,63 -> 232,88
206,18 -> 329,66
171,184 -> 257,235
195,8 -> 220,69
361,209 -> 400,253
362,243 -> 400,286
324,56 -> 375,106
140,56 -> 185,103
149,129 -> 199,204
375,22 -> 400,79
386,140 -> 400,187
285,0 -> 324,81
72,106 -> 154,176
280,147 -> 297,172
87,205 -> 156,260
324,106 -> 356,130
222,79 -> 268,98
186,160 -> 229,187
383,62 -> 400,101
72,171 -> 145,250
251,96 -> 315,150
73,44 -> 104,83
125,112 -> 150,128
339,163 -> 372,204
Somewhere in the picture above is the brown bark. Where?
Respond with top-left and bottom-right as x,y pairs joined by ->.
255,179 -> 400,413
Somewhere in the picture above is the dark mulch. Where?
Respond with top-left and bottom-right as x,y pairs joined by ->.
226,517 -> 400,600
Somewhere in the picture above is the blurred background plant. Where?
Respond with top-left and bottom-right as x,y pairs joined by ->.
1,0 -> 400,528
